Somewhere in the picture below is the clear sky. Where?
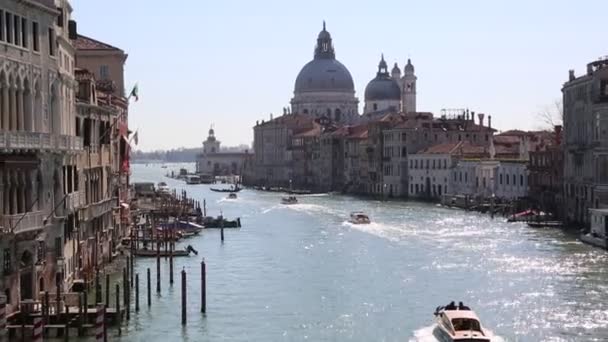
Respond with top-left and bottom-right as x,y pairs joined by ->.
72,0 -> 607,151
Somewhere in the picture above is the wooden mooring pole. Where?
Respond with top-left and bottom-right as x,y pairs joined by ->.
181,269 -> 187,325
105,274 -> 110,308
147,268 -> 151,306
201,259 -> 206,313
156,240 -> 161,293
135,273 -> 140,312
115,284 -> 121,336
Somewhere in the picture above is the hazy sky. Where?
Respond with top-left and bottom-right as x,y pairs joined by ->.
73,0 -> 607,151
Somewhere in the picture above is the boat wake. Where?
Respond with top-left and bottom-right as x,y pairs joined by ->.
283,203 -> 345,217
409,325 -> 505,342
340,221 -> 403,242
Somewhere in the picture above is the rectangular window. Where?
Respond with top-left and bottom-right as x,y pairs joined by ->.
57,7 -> 64,27
21,17 -> 27,48
5,12 -> 12,44
54,237 -> 62,257
0,10 -> 4,41
3,248 -> 11,273
32,21 -> 39,51
100,65 -> 109,80
13,14 -> 19,46
48,28 -> 55,56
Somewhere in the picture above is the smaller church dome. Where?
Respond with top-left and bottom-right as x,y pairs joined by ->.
404,58 -> 415,73
365,55 -> 401,101
391,62 -> 401,75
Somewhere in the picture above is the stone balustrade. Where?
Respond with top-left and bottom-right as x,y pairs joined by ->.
0,131 -> 83,152
0,210 -> 46,234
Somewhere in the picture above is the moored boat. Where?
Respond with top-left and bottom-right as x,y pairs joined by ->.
185,175 -> 202,184
349,212 -> 370,224
433,302 -> 491,341
281,196 -> 298,205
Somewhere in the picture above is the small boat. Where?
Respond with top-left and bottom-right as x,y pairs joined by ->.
202,216 -> 241,228
527,221 -> 563,228
349,212 -> 370,224
185,175 -> 202,184
281,196 -> 298,205
227,193 -> 237,199
157,182 -> 170,194
161,165 -> 167,169
134,245 -> 198,257
433,303 -> 491,341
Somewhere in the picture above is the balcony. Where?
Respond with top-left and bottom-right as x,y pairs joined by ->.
80,198 -> 116,222
0,131 -> 83,152
65,191 -> 85,212
0,211 -> 46,234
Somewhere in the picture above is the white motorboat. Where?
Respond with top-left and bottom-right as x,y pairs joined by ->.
157,182 -> 170,194
433,302 -> 491,341
349,212 -> 370,224
281,196 -> 298,205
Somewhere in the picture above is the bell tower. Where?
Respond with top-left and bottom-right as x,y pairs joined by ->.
401,58 -> 417,113
203,125 -> 221,154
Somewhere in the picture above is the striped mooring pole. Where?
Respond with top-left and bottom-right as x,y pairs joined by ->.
95,304 -> 105,342
0,295 -> 6,340
33,317 -> 43,342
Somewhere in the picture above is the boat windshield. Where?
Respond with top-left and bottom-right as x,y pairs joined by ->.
451,318 -> 482,332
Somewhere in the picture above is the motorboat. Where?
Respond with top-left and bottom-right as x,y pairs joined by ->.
227,193 -> 237,199
185,175 -> 202,184
433,302 -> 491,341
281,196 -> 298,205
349,212 -> 370,224
157,182 -> 170,194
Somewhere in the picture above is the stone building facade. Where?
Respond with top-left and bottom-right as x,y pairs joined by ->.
0,0 -> 82,314
562,58 -> 608,225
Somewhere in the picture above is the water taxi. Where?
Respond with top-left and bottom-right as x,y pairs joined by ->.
349,212 -> 370,224
281,196 -> 298,205
433,302 -> 491,341
185,175 -> 201,184
227,193 -> 237,199
157,182 -> 170,194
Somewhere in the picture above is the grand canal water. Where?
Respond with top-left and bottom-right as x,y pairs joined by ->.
112,163 -> 608,341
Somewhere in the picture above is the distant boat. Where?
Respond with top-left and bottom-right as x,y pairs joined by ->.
185,175 -> 202,184
161,165 -> 168,169
281,196 -> 298,205
227,193 -> 237,199
349,212 -> 370,224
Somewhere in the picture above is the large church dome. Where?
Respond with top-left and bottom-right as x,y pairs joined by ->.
365,55 -> 401,101
295,59 -> 354,93
293,22 -> 355,94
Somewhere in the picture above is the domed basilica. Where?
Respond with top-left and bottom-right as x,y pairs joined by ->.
290,23 -> 418,124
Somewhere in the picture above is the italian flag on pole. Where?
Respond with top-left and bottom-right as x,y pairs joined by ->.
129,83 -> 139,101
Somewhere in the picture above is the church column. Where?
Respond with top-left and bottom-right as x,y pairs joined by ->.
0,82 -> 5,130
17,86 -> 24,131
9,85 -> 17,131
3,85 -> 10,131
18,172 -> 25,213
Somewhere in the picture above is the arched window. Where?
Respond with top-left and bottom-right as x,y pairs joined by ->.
334,108 -> 341,122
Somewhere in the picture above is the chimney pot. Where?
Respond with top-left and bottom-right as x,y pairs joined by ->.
478,113 -> 485,127
488,115 -> 492,129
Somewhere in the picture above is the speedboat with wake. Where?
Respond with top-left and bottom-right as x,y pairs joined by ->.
281,196 -> 298,205
433,302 -> 491,341
348,212 -> 370,224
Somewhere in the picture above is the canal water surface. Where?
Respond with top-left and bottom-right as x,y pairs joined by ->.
109,163 -> 608,341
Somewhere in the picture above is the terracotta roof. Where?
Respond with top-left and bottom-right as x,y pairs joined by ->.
345,124 -> 369,139
73,34 -> 123,51
294,123 -> 322,138
419,142 -> 464,154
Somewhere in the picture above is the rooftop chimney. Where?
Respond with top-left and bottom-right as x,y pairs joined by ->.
478,113 -> 485,127
488,115 -> 492,129
554,125 -> 562,146
471,111 -> 475,123
569,69 -> 575,81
